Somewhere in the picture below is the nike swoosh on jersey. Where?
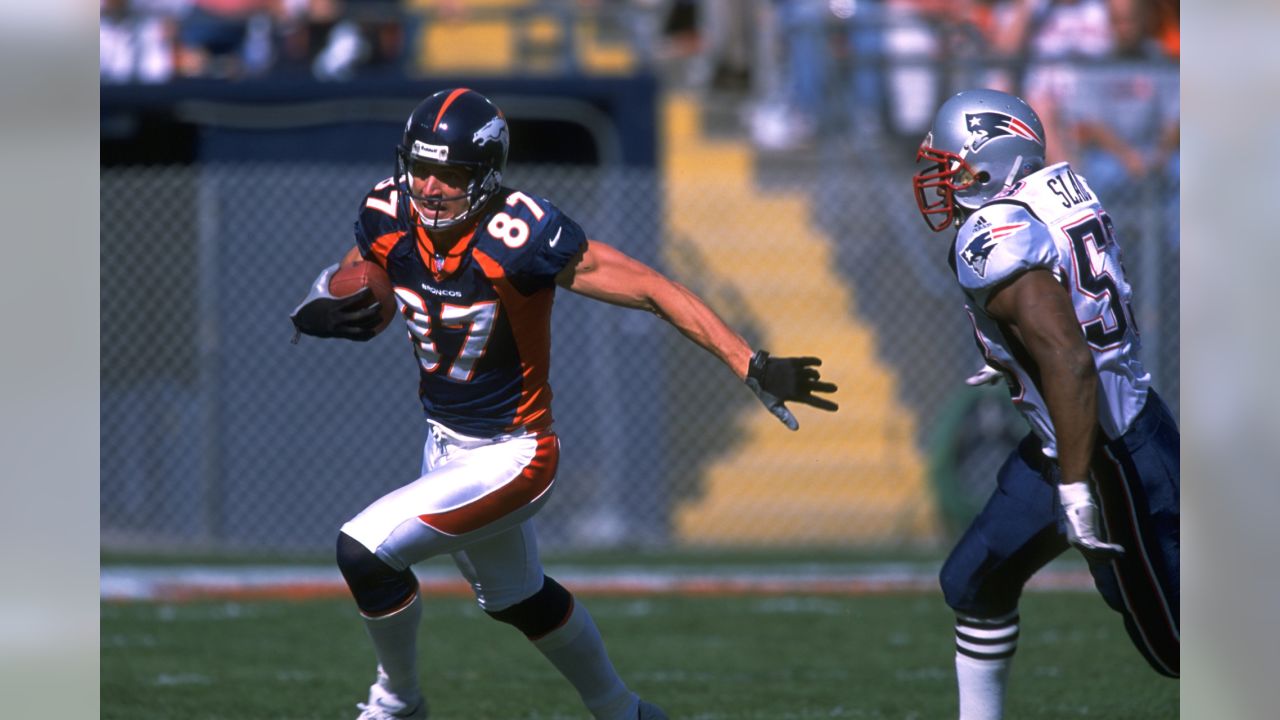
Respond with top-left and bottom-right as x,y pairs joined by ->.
549,227 -> 562,248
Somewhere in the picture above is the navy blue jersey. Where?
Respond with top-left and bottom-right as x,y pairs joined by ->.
353,177 -> 587,436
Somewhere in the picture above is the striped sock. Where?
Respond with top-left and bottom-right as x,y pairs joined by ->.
954,612 -> 1018,720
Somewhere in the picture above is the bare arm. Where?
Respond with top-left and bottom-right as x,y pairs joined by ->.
556,239 -> 753,379
985,269 -> 1098,486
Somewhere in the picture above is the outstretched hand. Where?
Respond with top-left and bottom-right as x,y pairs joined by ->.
744,350 -> 838,430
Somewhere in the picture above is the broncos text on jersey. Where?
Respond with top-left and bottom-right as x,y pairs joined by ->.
354,177 -> 588,437
950,162 -> 1151,457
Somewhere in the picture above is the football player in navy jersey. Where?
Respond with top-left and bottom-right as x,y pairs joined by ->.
291,88 -> 837,720
912,89 -> 1179,719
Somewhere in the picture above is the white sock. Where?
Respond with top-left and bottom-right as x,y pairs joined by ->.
362,593 -> 424,703
954,613 -> 1018,720
531,600 -> 639,720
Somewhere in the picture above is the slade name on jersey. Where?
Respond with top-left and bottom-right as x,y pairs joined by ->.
1044,165 -> 1094,208
354,176 -> 587,437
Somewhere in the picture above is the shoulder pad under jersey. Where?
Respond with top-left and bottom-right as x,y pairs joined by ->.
475,188 -> 587,285
954,201 -> 1059,301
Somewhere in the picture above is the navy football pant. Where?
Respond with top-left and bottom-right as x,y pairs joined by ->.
939,391 -> 1180,677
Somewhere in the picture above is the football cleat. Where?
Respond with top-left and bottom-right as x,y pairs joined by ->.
637,699 -> 669,719
355,682 -> 428,720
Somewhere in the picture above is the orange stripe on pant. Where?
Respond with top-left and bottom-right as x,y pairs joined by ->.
416,434 -> 559,536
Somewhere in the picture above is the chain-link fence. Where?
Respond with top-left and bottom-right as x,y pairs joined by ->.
101,150 -> 1178,555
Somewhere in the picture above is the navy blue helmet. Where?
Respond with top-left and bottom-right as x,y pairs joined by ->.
396,88 -> 510,230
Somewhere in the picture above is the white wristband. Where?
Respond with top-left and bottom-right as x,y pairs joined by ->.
1058,481 -> 1093,506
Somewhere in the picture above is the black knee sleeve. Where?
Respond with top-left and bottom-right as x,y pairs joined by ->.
485,575 -> 574,639
335,532 -> 418,615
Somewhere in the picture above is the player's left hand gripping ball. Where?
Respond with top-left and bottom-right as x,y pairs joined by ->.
745,350 -> 838,430
289,263 -> 388,343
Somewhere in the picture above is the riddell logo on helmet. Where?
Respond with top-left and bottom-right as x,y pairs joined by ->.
412,141 -> 449,162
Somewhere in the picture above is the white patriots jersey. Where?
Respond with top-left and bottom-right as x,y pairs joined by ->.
952,162 -> 1150,457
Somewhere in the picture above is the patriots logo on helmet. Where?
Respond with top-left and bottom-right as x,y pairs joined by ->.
961,218 -> 1029,277
472,116 -> 508,148
965,112 -> 1042,152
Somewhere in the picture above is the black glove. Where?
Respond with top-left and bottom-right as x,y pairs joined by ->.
744,350 -> 838,430
289,264 -> 384,343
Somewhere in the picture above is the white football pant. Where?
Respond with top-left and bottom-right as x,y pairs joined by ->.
341,420 -> 559,610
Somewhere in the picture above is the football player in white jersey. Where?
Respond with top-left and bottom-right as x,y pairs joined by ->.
290,88 -> 838,720
913,89 -> 1179,719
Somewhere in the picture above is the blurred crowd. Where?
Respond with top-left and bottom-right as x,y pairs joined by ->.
99,0 -> 642,83
101,0 -> 1178,192
736,0 -> 1177,162
100,0 -> 407,82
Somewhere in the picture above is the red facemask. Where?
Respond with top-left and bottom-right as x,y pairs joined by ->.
913,145 -> 977,233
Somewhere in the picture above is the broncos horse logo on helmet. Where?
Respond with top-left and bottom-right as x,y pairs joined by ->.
397,88 -> 510,230
913,89 -> 1047,232
472,116 -> 509,148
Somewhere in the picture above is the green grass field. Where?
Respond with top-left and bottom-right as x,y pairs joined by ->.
102,588 -> 1177,719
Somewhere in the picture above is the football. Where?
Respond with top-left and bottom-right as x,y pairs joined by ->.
329,260 -> 397,332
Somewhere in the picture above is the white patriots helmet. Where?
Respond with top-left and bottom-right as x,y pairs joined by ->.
913,89 -> 1046,232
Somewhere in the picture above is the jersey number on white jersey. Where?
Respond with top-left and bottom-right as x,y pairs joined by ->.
1061,210 -> 1137,350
